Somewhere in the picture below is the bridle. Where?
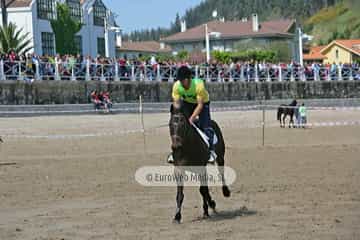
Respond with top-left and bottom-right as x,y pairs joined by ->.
170,110 -> 190,150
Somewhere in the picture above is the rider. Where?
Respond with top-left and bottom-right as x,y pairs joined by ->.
168,66 -> 217,164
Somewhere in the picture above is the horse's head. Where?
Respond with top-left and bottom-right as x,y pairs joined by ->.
169,104 -> 190,151
290,99 -> 298,106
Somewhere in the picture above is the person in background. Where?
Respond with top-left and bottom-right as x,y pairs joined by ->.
90,90 -> 102,111
294,102 -> 300,128
102,91 -> 112,112
299,103 -> 307,128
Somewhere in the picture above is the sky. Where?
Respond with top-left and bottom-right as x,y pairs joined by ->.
102,0 -> 203,33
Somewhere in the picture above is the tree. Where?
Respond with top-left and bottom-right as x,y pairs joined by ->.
177,50 -> 189,61
50,3 -> 82,55
171,13 -> 181,34
212,50 -> 231,63
0,22 -> 32,54
1,0 -> 7,27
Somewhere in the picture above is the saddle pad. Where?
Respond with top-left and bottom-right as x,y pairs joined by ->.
190,122 -> 218,148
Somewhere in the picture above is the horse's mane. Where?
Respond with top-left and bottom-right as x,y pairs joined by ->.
170,104 -> 191,119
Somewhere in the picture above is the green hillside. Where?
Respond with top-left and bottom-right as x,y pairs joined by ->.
305,0 -> 360,45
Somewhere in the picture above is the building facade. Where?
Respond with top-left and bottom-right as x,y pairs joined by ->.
303,39 -> 360,64
161,14 -> 296,59
0,0 -> 118,57
321,40 -> 360,64
116,41 -> 171,59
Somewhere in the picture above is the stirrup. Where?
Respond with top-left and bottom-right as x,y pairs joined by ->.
167,153 -> 174,164
208,150 -> 217,164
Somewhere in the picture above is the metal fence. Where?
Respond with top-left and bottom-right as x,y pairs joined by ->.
1,60 -> 359,82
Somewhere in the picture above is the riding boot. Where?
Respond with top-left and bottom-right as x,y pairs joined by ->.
205,128 -> 217,164
167,153 -> 174,164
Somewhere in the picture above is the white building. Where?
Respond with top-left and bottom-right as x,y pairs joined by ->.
0,0 -> 119,57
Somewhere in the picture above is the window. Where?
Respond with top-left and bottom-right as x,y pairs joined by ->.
41,32 -> 55,56
37,0 -> 56,20
335,49 -> 339,59
93,0 -> 106,26
74,36 -> 83,54
97,37 -> 105,56
66,0 -> 82,23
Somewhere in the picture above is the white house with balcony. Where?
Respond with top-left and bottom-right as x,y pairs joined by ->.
0,0 -> 119,57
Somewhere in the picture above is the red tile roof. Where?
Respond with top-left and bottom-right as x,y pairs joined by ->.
118,41 -> 172,53
333,39 -> 360,55
5,0 -> 32,8
162,19 -> 295,43
303,45 -> 327,60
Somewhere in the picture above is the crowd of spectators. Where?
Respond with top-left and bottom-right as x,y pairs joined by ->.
1,52 -> 359,82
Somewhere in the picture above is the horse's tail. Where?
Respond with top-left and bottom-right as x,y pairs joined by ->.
277,107 -> 282,121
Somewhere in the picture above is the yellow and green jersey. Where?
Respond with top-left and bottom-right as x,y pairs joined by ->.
172,78 -> 209,104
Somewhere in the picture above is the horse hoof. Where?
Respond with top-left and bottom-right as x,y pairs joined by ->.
173,213 -> 181,224
173,218 -> 181,224
209,200 -> 216,210
203,213 -> 210,219
222,186 -> 231,198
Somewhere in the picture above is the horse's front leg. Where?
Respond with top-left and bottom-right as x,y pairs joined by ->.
174,167 -> 184,223
174,185 -> 184,223
291,114 -> 296,128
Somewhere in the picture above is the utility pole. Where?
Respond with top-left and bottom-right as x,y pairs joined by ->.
298,28 -> 304,67
205,24 -> 210,63
1,0 -> 8,27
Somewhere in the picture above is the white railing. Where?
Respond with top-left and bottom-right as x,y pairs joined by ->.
0,60 -> 359,82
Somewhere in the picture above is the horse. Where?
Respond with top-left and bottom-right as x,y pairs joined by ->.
169,104 -> 231,223
277,100 -> 298,128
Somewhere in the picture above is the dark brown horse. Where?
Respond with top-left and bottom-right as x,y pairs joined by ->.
277,100 -> 298,128
169,104 -> 231,223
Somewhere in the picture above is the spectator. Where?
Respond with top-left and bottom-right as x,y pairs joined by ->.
0,52 -> 358,82
101,91 -> 112,112
90,90 -> 102,111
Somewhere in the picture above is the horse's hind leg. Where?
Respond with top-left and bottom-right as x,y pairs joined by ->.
282,115 -> 287,128
199,186 -> 210,218
217,157 -> 231,198
199,170 -> 216,217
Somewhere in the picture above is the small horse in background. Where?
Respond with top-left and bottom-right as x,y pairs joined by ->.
169,104 -> 231,223
277,100 -> 298,128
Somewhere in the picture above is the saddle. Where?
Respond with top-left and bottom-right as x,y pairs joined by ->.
190,122 -> 218,148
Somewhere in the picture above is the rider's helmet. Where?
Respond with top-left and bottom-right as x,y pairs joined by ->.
177,66 -> 192,82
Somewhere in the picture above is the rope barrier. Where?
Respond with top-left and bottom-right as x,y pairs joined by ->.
3,119 -> 360,140
1,101 -> 360,142
1,104 -> 360,115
